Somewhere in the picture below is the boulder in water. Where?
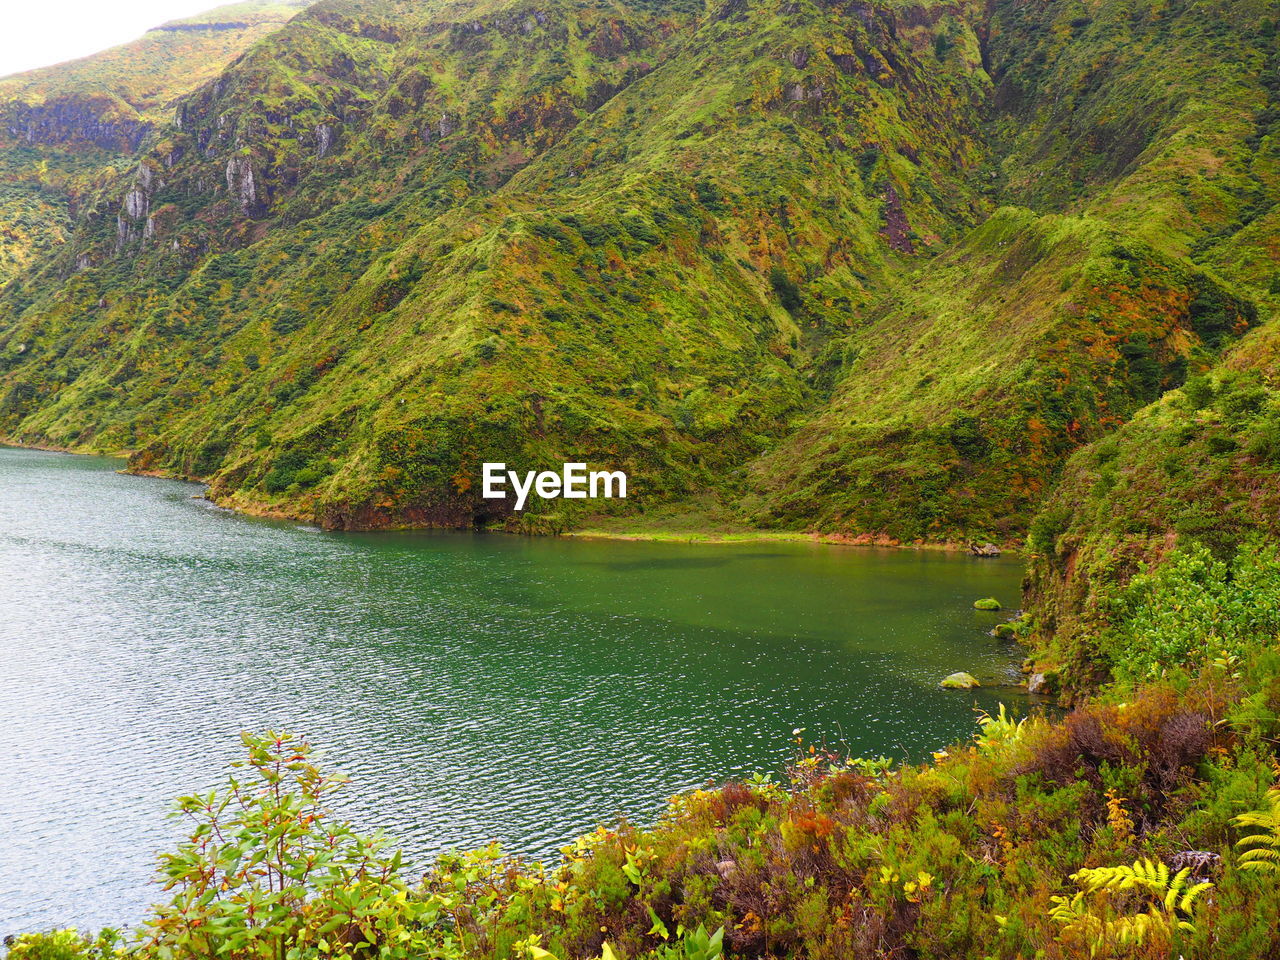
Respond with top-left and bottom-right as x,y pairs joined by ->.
940,672 -> 980,689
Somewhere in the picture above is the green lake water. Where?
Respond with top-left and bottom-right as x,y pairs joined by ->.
0,445 -> 1027,932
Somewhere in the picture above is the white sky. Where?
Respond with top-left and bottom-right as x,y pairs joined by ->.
1,1 -> 220,78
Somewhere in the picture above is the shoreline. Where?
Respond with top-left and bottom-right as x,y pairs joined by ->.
564,526 -> 1015,554
1,439 -> 1020,557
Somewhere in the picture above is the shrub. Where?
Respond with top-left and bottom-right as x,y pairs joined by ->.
1103,540 -> 1280,683
1049,858 -> 1211,956
768,267 -> 802,313
140,731 -> 448,960
4,930 -> 122,960
192,439 -> 230,476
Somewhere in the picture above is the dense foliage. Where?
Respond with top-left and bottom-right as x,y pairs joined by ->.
1024,332 -> 1280,698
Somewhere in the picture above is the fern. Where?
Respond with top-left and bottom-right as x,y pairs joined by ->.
975,703 -> 1025,753
1234,787 -> 1280,872
1049,858 -> 1212,956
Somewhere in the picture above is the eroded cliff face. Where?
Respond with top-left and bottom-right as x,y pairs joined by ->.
4,98 -> 152,153
0,0 -> 315,286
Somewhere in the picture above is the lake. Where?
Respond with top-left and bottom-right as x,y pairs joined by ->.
0,445 -> 1026,933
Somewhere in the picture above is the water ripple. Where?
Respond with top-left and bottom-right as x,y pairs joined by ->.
0,447 -> 1026,933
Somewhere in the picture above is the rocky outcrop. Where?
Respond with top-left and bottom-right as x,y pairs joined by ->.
1026,672 -> 1051,694
123,186 -> 149,221
115,163 -> 164,252
225,155 -> 265,216
3,99 -> 151,152
314,122 -> 337,158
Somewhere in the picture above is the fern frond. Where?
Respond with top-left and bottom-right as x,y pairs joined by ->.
1177,878 -> 1212,913
1235,832 -> 1280,847
1238,848 -> 1280,871
1234,789 -> 1280,871
1054,857 -> 1213,955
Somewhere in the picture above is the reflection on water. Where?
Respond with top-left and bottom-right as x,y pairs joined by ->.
0,446 -> 1026,932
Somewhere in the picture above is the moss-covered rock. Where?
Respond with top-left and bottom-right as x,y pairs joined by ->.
940,671 -> 980,689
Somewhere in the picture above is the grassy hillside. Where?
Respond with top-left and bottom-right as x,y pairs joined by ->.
741,0 -> 1279,544
1023,321 -> 1280,696
0,0 -> 995,529
987,0 -> 1277,259
748,206 -> 1255,541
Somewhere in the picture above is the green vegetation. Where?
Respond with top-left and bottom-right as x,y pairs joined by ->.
1023,334 -> 1280,698
1234,787 -> 1280,874
0,0 -> 1272,556
143,731 -> 438,960
3,0 -> 1280,953
14,555 -> 1280,959
749,208 -> 1257,541
0,1 -> 314,287
1101,541 -> 1280,687
1048,859 -> 1213,956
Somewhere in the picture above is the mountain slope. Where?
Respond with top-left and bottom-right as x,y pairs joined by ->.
0,0 -> 1275,560
742,0 -> 1278,542
748,206 -> 1256,540
987,0 -> 1278,262
1,0 -> 994,528
0,0 -> 314,286
1022,320 -> 1280,694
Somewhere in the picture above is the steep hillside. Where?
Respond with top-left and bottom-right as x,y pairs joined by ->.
1023,321 -> 1280,695
748,206 -> 1255,540
0,0 -> 992,528
0,0 -> 313,285
744,0 -> 1278,543
979,0 -> 1280,691
987,0 -> 1277,262
0,0 -> 1275,558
